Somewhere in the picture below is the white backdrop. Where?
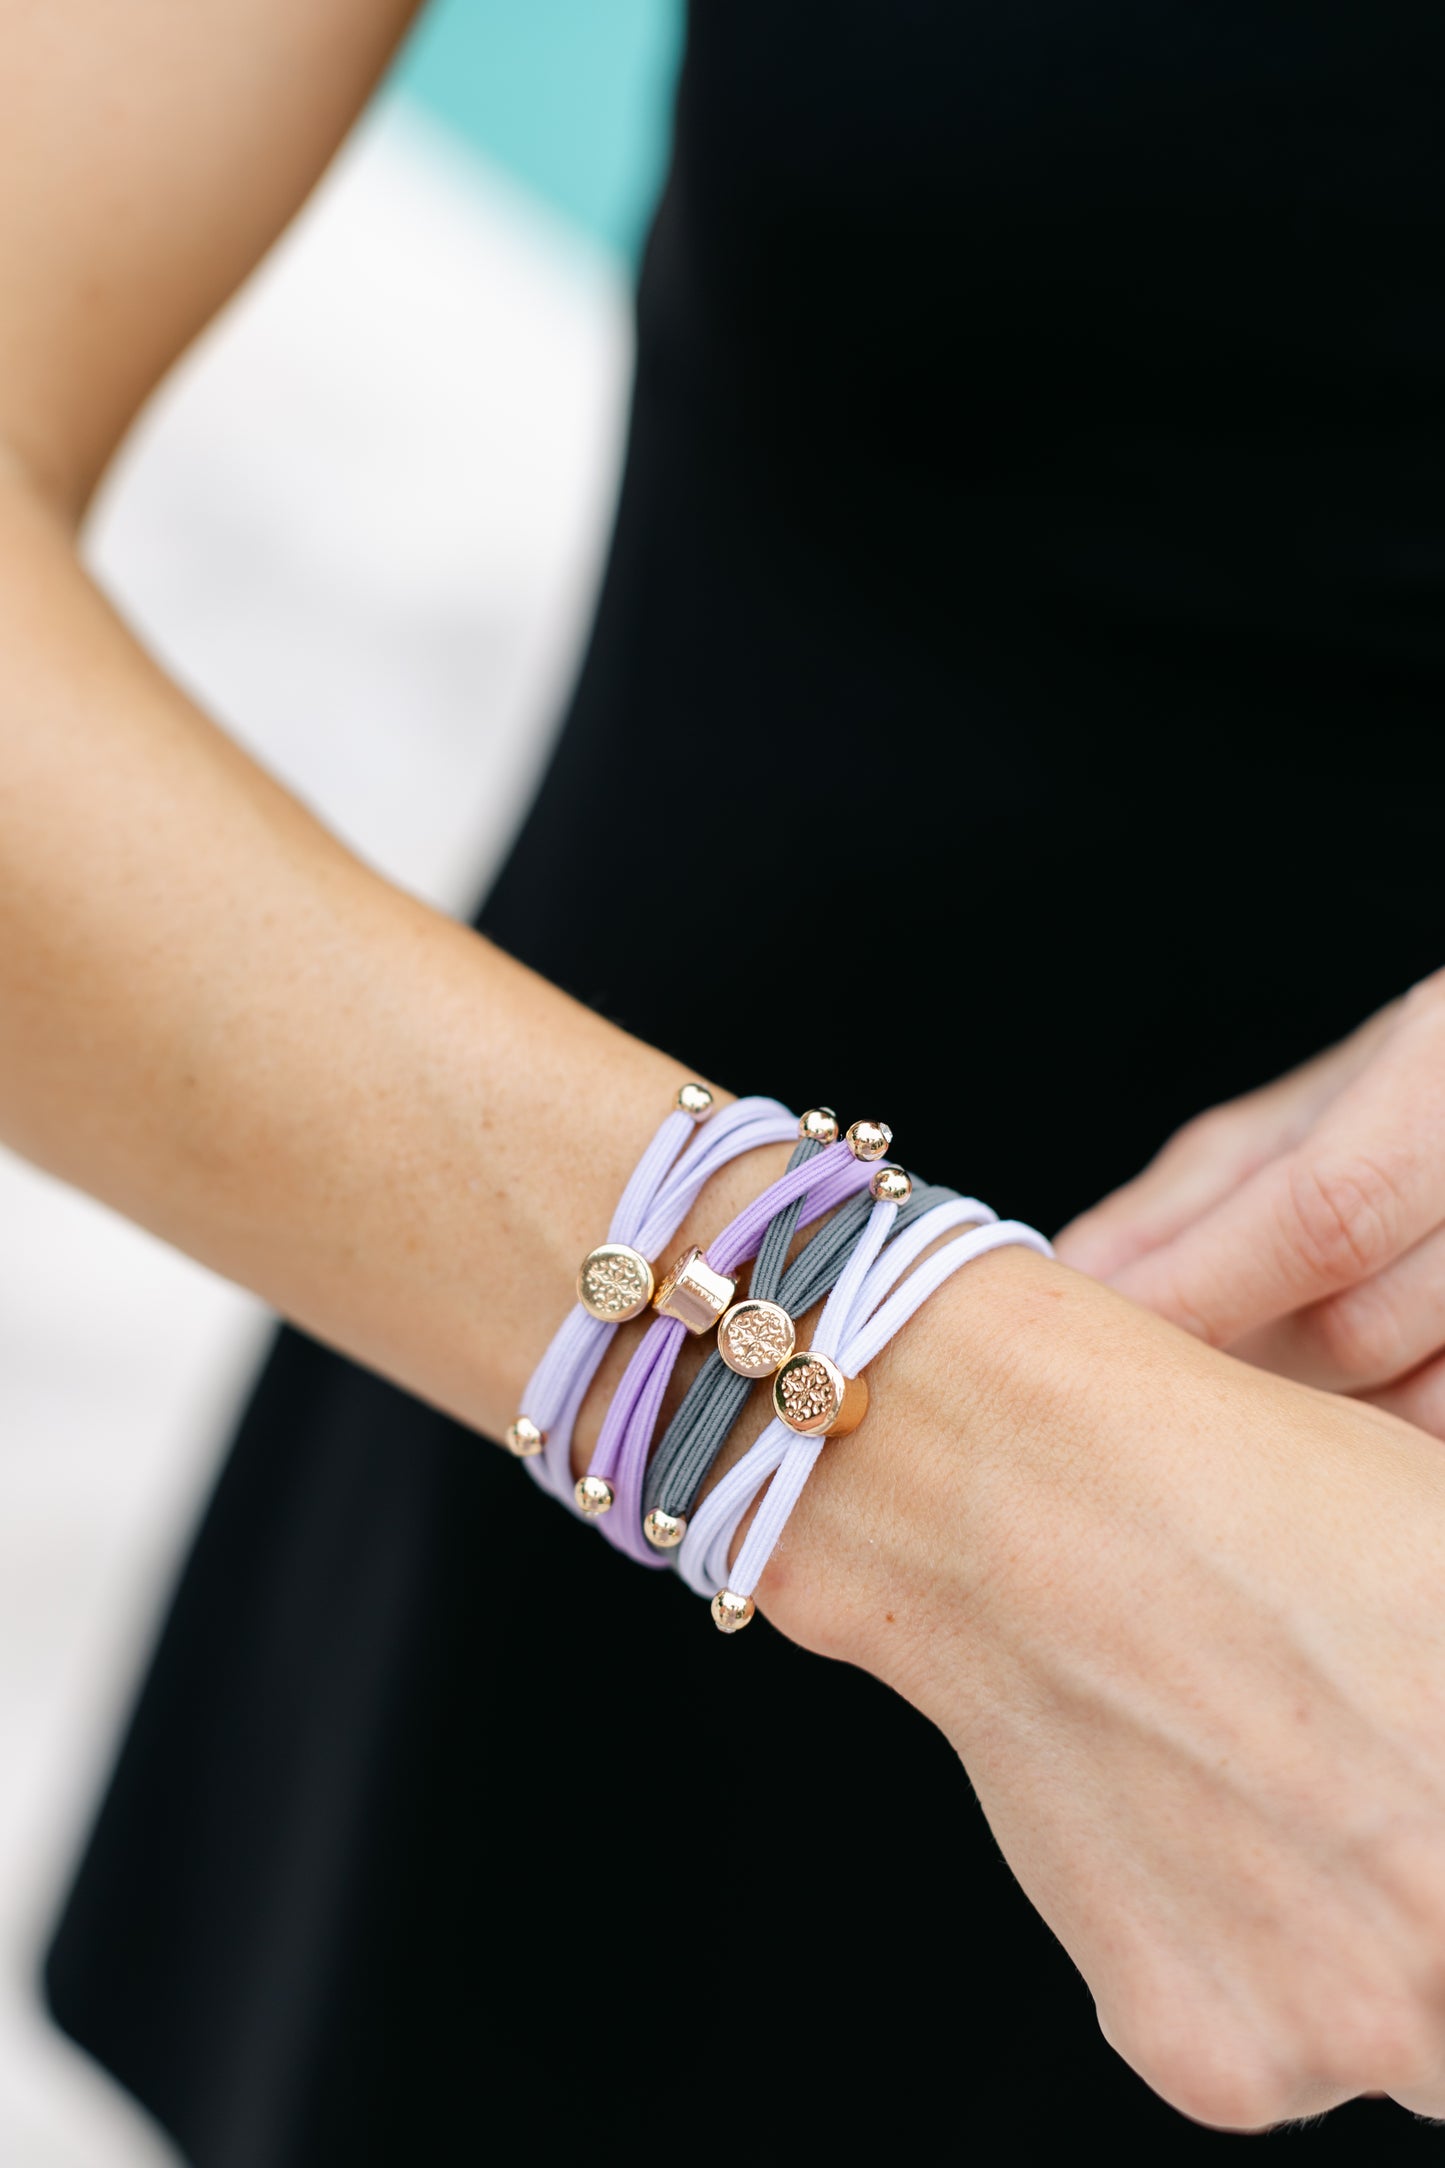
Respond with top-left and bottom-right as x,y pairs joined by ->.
0,103 -> 628,2165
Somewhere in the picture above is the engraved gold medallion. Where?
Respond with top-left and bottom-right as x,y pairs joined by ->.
717,1298 -> 796,1379
577,1242 -> 655,1322
773,1349 -> 870,1437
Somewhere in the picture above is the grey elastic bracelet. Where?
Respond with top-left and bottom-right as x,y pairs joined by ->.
643,1175 -> 960,1530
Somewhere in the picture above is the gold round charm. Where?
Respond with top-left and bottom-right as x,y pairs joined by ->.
575,1474 -> 615,1516
846,1118 -> 893,1162
505,1415 -> 545,1457
711,1588 -> 756,1634
677,1081 -> 714,1119
717,1298 -> 796,1379
577,1242 -> 655,1322
798,1107 -> 840,1146
773,1350 -> 870,1438
643,1508 -> 687,1549
869,1166 -> 912,1204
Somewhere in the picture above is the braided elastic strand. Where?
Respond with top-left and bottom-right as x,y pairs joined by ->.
726,1217 -> 1054,1600
585,1141 -> 878,1563
521,1095 -> 795,1502
644,1180 -> 966,1527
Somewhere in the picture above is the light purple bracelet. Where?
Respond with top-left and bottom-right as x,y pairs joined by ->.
676,1197 -> 1054,1625
574,1135 -> 881,1565
503,1088 -> 796,1506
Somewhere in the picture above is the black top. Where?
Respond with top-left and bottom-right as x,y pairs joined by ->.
47,6 -> 1445,2160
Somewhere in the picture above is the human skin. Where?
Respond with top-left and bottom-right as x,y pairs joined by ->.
5,0 -> 1445,2133
1057,977 -> 1445,1432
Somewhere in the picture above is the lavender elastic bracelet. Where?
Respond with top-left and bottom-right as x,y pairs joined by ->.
574,1135 -> 882,1564
677,1197 -> 1054,1626
641,1175 -> 964,1547
504,1087 -> 796,1507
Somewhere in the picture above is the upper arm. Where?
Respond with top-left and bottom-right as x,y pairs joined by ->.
0,0 -> 421,513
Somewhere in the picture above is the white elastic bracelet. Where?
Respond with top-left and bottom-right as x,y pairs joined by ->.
676,1199 -> 1053,1620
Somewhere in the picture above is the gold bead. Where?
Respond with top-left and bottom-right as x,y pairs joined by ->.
869,1165 -> 912,1205
798,1107 -> 840,1146
575,1474 -> 615,1516
677,1081 -> 714,1119
577,1242 -> 655,1322
644,1508 -> 687,1549
717,1297 -> 796,1378
711,1588 -> 756,1634
773,1349 -> 871,1438
846,1118 -> 893,1162
505,1415 -> 546,1457
653,1245 -> 737,1334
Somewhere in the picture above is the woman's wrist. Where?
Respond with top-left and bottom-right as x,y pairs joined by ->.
751,1247 -> 1106,1716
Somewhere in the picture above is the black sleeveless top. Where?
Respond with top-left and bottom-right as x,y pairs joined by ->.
47,8 -> 1445,2158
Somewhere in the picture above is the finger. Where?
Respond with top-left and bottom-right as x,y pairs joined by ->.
1054,1107 -> 1274,1280
1054,1012 -> 1400,1282
1232,1222 -> 1445,1393
1363,1351 -> 1445,1442
1109,985 -> 1445,1344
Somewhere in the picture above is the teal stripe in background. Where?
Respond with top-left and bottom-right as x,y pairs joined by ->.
392,0 -> 685,263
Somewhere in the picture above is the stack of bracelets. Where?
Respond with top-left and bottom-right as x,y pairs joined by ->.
503,1085 -> 1053,1632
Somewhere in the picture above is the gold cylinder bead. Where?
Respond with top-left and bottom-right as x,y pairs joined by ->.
653,1245 -> 737,1334
711,1588 -> 756,1634
846,1118 -> 893,1162
577,1242 -> 655,1323
869,1165 -> 912,1205
575,1474 -> 615,1516
798,1106 -> 840,1146
643,1508 -> 687,1550
505,1415 -> 546,1457
677,1081 -> 715,1120
773,1349 -> 870,1438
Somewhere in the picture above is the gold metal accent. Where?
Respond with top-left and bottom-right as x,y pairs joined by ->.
717,1297 -> 796,1379
772,1349 -> 870,1438
575,1474 -> 615,1516
644,1508 -> 687,1549
846,1119 -> 893,1162
711,1588 -> 756,1634
677,1082 -> 715,1120
653,1245 -> 737,1334
798,1107 -> 840,1146
505,1415 -> 546,1457
870,1166 -> 912,1205
577,1242 -> 655,1322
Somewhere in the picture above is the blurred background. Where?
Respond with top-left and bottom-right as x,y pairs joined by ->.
0,5 -> 681,2158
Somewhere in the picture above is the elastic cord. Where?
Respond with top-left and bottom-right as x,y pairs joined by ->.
675,1192 -> 992,1593
519,1095 -> 796,1504
644,1179 -> 966,1527
583,1139 -> 879,1563
676,1207 -> 1053,1599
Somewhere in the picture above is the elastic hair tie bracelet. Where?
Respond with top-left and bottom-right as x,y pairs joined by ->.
675,1196 -> 1053,1626
634,1115 -> 828,1544
641,1159 -> 968,1550
574,1121 -> 892,1565
505,1087 -> 797,1507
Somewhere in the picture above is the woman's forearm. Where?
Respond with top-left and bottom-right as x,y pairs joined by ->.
0,466 -> 740,1437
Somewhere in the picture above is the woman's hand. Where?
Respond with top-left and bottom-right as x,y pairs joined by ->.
764,1252 -> 1445,2130
1054,971 -> 1445,1433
